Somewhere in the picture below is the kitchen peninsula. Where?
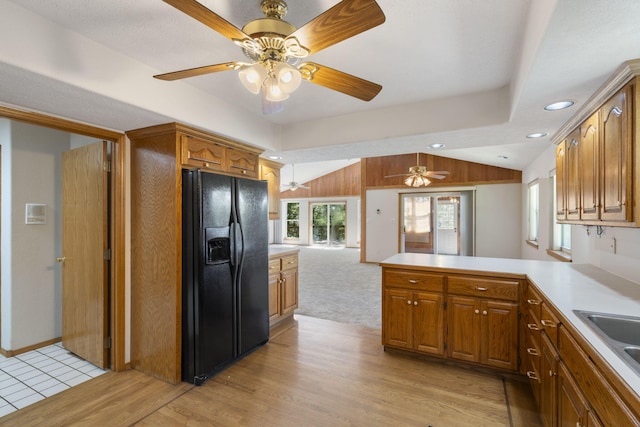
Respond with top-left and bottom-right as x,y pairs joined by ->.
268,246 -> 300,336
381,253 -> 640,426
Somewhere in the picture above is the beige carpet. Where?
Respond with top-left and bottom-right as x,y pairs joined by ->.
296,246 -> 381,329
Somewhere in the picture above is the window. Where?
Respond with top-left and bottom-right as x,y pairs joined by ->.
549,175 -> 571,261
527,180 -> 539,247
286,202 -> 300,239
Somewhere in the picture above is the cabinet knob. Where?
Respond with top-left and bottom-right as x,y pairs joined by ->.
474,309 -> 480,314
527,323 -> 540,331
408,279 -> 418,284
541,320 -> 557,328
549,370 -> 556,377
527,348 -> 539,356
526,371 -> 539,382
476,287 -> 488,292
204,162 -> 210,168
527,299 -> 540,306
482,310 -> 487,316
414,301 -> 418,306
407,300 -> 412,305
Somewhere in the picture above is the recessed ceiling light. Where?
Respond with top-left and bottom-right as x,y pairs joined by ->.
429,143 -> 445,149
544,100 -> 574,111
268,155 -> 282,160
497,155 -> 509,159
526,132 -> 548,139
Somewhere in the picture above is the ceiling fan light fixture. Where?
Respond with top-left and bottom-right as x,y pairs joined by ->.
404,175 -> 431,187
239,63 -> 268,94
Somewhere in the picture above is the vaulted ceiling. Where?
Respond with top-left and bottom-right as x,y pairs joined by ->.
1,0 -> 640,184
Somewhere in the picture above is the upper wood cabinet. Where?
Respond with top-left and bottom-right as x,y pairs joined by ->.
601,85 -> 633,222
259,158 -> 283,220
579,111 -> 600,221
554,66 -> 640,227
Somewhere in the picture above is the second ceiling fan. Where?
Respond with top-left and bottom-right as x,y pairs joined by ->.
155,0 -> 386,111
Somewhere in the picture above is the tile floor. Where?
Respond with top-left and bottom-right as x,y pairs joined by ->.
0,343 -> 107,417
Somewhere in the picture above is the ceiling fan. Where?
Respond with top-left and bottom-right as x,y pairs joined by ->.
384,153 -> 450,187
154,0 -> 386,112
281,164 -> 309,191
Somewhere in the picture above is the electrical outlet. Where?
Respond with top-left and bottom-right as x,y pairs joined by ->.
610,237 -> 616,254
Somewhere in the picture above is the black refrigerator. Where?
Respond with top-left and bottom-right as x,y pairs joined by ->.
182,169 -> 269,385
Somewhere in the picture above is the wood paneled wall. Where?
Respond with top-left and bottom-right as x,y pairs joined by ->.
365,153 -> 522,188
281,162 -> 361,198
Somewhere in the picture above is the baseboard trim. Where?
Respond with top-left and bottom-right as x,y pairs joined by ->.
1,337 -> 62,358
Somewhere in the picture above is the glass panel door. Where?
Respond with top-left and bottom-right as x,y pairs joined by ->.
402,196 -> 434,253
437,196 -> 460,255
311,203 -> 346,247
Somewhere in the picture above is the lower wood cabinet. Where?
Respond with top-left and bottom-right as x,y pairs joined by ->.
382,267 -> 520,372
447,296 -> 519,371
268,251 -> 299,328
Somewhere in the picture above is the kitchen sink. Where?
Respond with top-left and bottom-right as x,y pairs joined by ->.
574,310 -> 640,376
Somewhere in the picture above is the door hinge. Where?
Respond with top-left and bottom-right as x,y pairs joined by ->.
104,248 -> 112,260
104,336 -> 112,349
104,160 -> 111,172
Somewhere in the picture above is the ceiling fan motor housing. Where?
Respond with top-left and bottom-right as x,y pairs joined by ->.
261,0 -> 288,19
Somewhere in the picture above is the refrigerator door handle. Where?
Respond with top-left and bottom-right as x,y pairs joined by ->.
229,223 -> 236,266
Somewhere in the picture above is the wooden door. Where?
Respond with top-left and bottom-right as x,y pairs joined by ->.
447,296 -> 480,363
281,267 -> 298,315
383,288 -> 413,349
555,141 -> 567,220
579,111 -> 600,221
480,300 -> 518,370
540,333 -> 559,427
557,362 -> 586,427
413,292 -> 444,355
601,85 -> 632,222
566,130 -> 581,220
61,141 -> 109,369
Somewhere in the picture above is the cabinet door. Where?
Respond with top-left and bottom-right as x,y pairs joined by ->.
383,288 -> 413,349
227,147 -> 258,178
556,140 -> 567,220
260,162 -> 281,220
180,134 -> 226,172
447,296 -> 480,363
557,362 -> 587,427
281,267 -> 298,315
579,111 -> 600,221
413,292 -> 444,355
601,85 -> 633,222
480,300 -> 518,370
566,130 -> 581,220
268,271 -> 281,322
540,333 -> 559,427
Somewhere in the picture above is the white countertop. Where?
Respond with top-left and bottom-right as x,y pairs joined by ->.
268,244 -> 301,257
380,253 -> 640,396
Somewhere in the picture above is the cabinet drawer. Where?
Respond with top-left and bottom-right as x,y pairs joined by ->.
525,284 -> 543,320
540,302 -> 560,345
281,255 -> 298,270
384,270 -> 444,292
447,276 -> 519,301
268,259 -> 281,272
180,135 -> 226,172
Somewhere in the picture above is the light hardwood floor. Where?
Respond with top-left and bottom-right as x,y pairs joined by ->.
0,316 -> 541,426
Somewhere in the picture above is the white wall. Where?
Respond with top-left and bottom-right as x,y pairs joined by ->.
522,144 -> 640,285
1,121 -> 70,350
279,197 -> 360,248
365,184 -> 523,263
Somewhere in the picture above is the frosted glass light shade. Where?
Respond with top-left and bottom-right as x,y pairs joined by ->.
264,77 -> 289,102
238,63 -> 268,94
274,63 -> 301,93
404,175 -> 430,187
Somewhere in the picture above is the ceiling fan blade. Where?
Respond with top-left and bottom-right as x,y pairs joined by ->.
425,171 -> 450,175
384,174 -> 411,178
426,174 -> 447,180
162,0 -> 250,41
300,62 -> 382,101
288,0 -> 385,55
154,62 -> 238,81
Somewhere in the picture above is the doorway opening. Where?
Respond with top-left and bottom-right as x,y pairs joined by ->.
310,202 -> 346,247
400,191 -> 475,256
